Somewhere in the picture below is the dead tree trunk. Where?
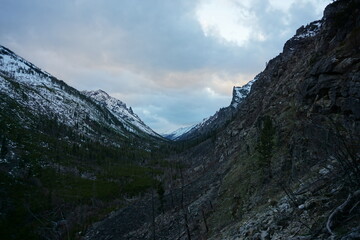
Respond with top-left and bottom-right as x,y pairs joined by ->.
202,209 -> 209,233
180,167 -> 191,240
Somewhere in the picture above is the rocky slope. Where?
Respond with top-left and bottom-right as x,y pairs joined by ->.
205,0 -> 360,238
84,0 -> 360,239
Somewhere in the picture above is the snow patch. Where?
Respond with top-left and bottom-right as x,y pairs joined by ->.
294,21 -> 322,40
231,77 -> 258,108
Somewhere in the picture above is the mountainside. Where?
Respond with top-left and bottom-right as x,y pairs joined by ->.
0,45 -> 160,141
0,46 -> 118,139
202,1 -> 360,238
84,0 -> 360,239
165,78 -> 257,141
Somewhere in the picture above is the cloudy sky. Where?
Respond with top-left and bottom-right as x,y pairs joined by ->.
0,0 -> 330,133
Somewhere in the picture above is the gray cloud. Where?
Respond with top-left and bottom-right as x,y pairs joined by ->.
0,0 -> 330,132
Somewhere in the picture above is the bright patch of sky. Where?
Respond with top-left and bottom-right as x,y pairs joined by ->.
196,0 -> 329,46
196,0 -> 265,46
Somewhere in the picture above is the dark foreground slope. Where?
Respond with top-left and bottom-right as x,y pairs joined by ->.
205,0 -> 360,238
85,0 -> 360,239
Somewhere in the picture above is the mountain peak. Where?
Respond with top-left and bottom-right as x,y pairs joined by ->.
91,89 -> 110,97
82,89 -> 160,138
83,89 -> 123,105
230,77 -> 257,108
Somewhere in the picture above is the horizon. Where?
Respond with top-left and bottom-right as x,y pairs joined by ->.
0,0 -> 331,133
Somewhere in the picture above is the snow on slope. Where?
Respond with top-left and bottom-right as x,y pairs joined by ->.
83,90 -> 160,138
0,45 -> 159,140
0,45 -> 112,135
231,78 -> 257,108
162,125 -> 196,140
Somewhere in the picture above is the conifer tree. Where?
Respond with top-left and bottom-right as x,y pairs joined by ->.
257,116 -> 275,178
0,137 -> 8,159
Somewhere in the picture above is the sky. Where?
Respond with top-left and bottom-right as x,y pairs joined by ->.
0,0 -> 331,133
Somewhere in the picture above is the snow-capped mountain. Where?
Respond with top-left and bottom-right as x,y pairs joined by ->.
0,46 -> 101,133
164,110 -> 225,141
164,77 -> 258,141
162,125 -> 195,140
0,45 -> 160,142
83,90 -> 160,138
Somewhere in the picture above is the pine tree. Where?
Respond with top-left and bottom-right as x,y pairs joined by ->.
257,116 -> 275,178
157,182 -> 165,213
0,137 -> 8,159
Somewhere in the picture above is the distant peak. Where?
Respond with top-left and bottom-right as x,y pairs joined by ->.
231,77 -> 257,108
86,89 -> 110,97
94,89 -> 108,94
82,89 -> 160,137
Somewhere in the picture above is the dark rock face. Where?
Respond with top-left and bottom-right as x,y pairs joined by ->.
206,0 -> 360,238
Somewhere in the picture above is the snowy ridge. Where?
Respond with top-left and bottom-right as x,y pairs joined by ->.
83,90 -> 160,138
162,125 -> 194,140
0,46 -> 51,85
164,109 -> 220,141
0,45 -> 160,141
0,45 -> 112,135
